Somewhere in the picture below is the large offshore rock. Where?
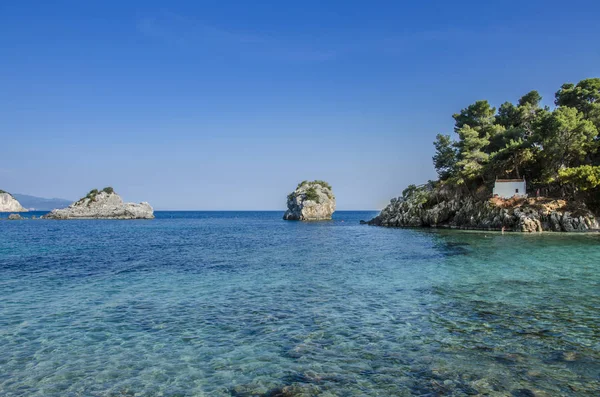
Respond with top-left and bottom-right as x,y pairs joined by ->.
43,188 -> 154,220
284,180 -> 336,221
0,191 -> 27,212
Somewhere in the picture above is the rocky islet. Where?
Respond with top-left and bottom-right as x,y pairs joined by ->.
283,180 -> 336,221
43,187 -> 154,220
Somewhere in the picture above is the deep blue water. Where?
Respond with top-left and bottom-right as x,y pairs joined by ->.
1,211 -> 599,396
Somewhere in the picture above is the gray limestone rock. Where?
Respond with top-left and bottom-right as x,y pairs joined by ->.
284,181 -> 336,221
43,188 -> 154,220
368,194 -> 598,233
0,192 -> 27,212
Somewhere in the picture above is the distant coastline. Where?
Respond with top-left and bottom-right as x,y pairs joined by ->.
11,193 -> 72,211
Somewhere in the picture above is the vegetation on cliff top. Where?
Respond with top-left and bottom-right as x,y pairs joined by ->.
303,187 -> 321,203
0,190 -> 16,198
296,180 -> 333,191
77,187 -> 116,205
429,77 -> 600,211
288,180 -> 333,204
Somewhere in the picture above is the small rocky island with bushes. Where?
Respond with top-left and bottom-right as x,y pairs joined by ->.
43,187 -> 154,220
369,78 -> 600,232
0,190 -> 27,212
284,180 -> 336,221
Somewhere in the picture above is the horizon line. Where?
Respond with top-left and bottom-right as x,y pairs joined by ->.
152,209 -> 379,212
23,209 -> 380,212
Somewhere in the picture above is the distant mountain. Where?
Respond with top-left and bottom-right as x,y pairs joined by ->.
12,194 -> 72,211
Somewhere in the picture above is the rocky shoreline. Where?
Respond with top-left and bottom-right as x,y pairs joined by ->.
367,195 -> 599,233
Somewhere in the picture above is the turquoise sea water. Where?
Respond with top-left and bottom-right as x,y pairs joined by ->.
1,211 -> 599,396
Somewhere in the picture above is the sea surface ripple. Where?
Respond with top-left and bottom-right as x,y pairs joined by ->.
1,211 -> 599,396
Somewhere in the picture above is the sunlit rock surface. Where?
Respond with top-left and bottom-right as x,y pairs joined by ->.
284,181 -> 336,221
43,188 -> 154,220
0,191 -> 27,212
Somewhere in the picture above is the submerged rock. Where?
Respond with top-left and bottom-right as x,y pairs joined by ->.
511,389 -> 537,397
0,191 -> 27,212
43,187 -> 154,220
231,383 -> 322,397
283,180 -> 336,221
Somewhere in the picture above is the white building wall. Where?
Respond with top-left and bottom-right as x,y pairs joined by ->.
493,181 -> 527,198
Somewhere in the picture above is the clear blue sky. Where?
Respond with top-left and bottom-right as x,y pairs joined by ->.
2,1 -> 599,210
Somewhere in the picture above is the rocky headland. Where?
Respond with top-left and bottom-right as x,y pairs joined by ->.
367,78 -> 600,233
43,187 -> 154,220
368,185 -> 598,232
284,180 -> 336,221
0,191 -> 28,212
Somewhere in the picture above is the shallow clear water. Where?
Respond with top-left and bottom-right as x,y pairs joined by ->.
1,211 -> 599,396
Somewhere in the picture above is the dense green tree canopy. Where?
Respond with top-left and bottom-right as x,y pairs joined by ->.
452,100 -> 496,135
432,78 -> 600,200
518,90 -> 542,107
432,134 -> 457,179
454,125 -> 490,183
555,79 -> 600,114
555,78 -> 600,129
558,165 -> 600,191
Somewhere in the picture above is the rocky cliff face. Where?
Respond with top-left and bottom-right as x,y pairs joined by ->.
43,188 -> 154,220
284,181 -> 336,221
0,191 -> 27,212
368,195 -> 599,232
